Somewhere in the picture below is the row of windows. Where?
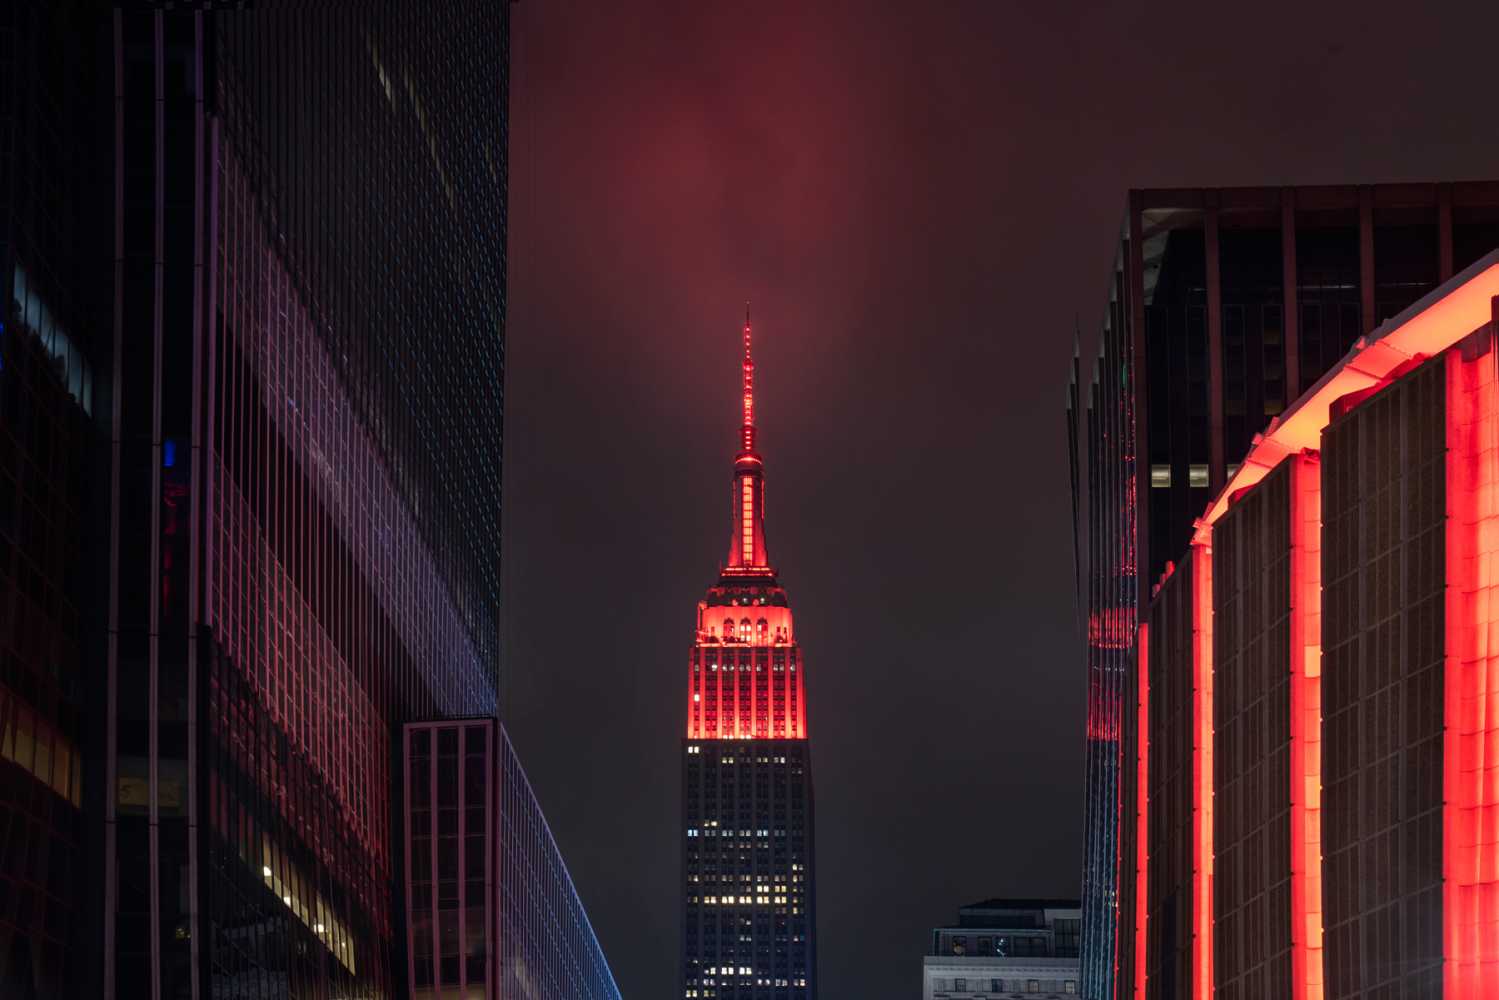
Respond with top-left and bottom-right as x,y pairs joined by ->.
932,977 -> 1076,994
1149,462 -> 1246,488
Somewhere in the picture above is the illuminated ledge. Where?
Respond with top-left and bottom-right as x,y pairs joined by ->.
1191,251 -> 1499,546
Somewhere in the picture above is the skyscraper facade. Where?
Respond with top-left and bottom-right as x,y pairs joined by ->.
1114,251 -> 1499,999
1,4 -> 110,995
681,314 -> 817,1000
0,5 -> 570,997
1066,182 -> 1499,999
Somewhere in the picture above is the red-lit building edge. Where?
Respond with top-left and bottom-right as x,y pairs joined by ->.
1119,253 -> 1499,999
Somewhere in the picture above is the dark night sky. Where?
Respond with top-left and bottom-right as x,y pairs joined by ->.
498,3 -> 1499,997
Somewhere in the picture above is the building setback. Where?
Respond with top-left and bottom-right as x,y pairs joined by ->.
1067,182 -> 1499,999
1,6 -> 621,999
681,313 -> 817,1000
1115,253 -> 1499,999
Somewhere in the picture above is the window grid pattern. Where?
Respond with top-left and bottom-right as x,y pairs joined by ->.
211,137 -> 500,869
496,724 -> 622,1000
1084,184 -> 1499,996
401,725 -> 624,1000
212,5 -> 508,693
1320,358 -> 1446,999
682,740 -> 814,1000
1211,462 -> 1293,1000
100,5 -> 510,994
206,644 -> 384,996
0,1 -> 102,992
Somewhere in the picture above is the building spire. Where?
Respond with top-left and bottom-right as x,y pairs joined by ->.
727,304 -> 770,571
741,301 -> 756,455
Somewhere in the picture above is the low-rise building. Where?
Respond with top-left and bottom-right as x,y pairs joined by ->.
923,899 -> 1081,999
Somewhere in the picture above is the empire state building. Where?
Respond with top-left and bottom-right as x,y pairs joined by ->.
681,311 -> 817,1000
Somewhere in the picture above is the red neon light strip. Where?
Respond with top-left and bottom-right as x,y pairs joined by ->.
1191,542 -> 1213,1000
1289,454 -> 1325,1000
1134,621 -> 1149,1000
1196,262 -> 1499,545
1444,338 -> 1499,997
1156,258 -> 1499,1000
742,477 -> 755,565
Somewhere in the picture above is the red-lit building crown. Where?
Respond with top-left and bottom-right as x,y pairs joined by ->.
685,308 -> 807,740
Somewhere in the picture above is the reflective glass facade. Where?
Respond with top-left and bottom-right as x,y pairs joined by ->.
1073,239 -> 1139,1000
402,720 -> 622,1000
1068,184 -> 1499,1000
2,4 -> 513,996
0,4 -> 111,995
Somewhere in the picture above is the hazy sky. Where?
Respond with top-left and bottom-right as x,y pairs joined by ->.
499,2 -> 1499,996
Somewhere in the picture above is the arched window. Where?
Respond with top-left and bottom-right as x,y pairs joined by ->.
739,618 -> 751,641
756,618 -> 768,642
723,618 -> 736,640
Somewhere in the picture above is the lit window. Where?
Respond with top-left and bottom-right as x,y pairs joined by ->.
1065,982 -> 1077,994
1028,980 -> 1040,993
11,263 -> 93,415
1189,463 -> 1209,488
1150,464 -> 1171,488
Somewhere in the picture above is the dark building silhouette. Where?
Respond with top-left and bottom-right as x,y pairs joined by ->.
1,4 -> 118,995
1066,182 -> 1499,999
0,7 -> 621,998
681,313 -> 816,1000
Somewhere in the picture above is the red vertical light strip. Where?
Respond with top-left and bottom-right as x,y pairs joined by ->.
457,722 -> 468,997
402,726 -> 414,997
1445,336 -> 1499,998
1133,621 -> 1149,1000
742,477 -> 755,567
1289,453 -> 1325,1000
1191,541 -> 1214,1000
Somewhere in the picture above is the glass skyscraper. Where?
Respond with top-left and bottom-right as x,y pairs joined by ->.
401,719 -> 621,1000
0,6 -> 617,998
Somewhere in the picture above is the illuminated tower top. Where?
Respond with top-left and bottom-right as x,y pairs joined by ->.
726,304 -> 772,573
686,308 -> 806,740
